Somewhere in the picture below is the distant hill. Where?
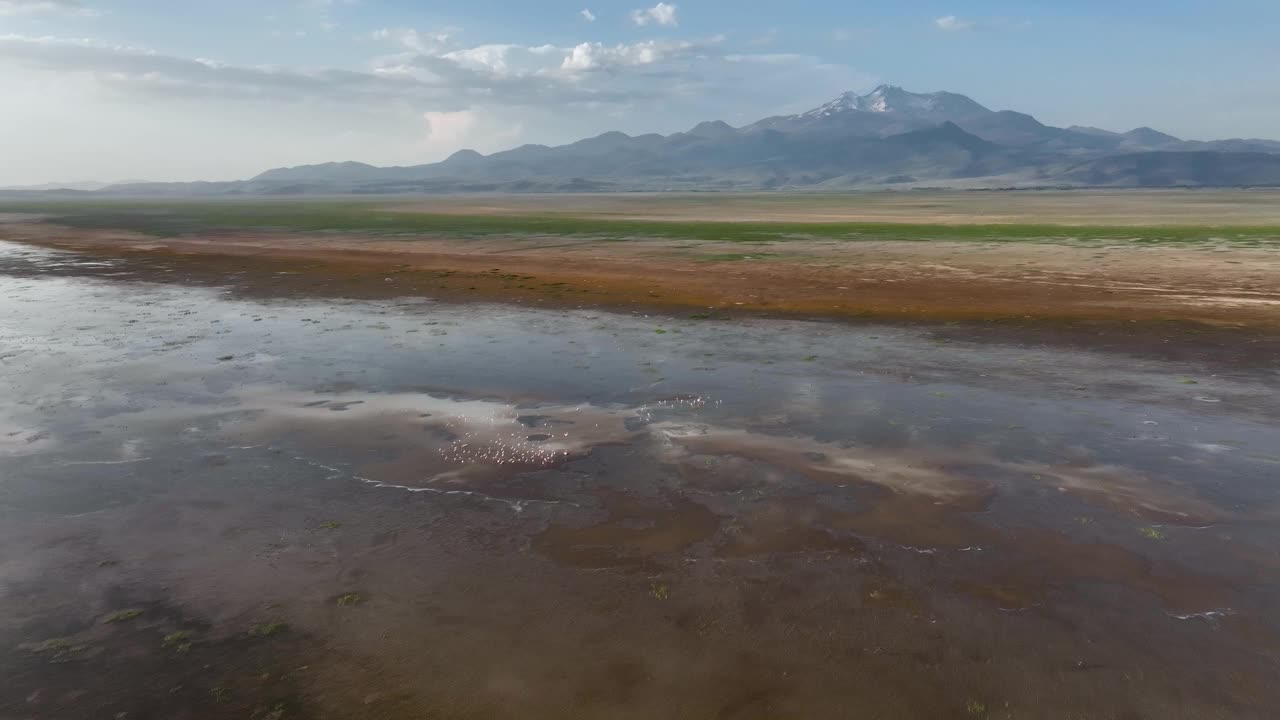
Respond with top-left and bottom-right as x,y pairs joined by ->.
0,179 -> 147,192
1061,151 -> 1280,187
11,85 -> 1280,197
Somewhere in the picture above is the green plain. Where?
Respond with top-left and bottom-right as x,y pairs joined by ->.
3,199 -> 1278,246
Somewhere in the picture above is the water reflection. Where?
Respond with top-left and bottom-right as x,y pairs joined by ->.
2,240 -> 1279,718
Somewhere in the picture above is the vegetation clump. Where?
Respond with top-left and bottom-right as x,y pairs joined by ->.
21,637 -> 88,661
250,622 -> 288,638
162,631 -> 193,652
102,608 -> 144,624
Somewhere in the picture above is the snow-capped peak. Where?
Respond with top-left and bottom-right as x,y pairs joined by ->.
862,84 -> 907,112
801,91 -> 862,118
800,85 -> 982,118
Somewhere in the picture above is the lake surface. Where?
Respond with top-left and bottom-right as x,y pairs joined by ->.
2,240 -> 1278,719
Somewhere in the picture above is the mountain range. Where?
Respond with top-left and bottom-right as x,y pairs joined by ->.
12,85 -> 1280,196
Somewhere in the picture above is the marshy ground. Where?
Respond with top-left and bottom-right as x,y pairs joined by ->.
1,192 -> 1279,718
4,190 -> 1280,328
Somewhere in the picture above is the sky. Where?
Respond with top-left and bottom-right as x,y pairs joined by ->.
1,0 -> 1278,185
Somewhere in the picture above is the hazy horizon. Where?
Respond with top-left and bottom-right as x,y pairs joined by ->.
2,0 -> 1278,186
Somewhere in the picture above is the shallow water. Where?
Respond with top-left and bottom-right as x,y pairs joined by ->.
2,240 -> 1279,719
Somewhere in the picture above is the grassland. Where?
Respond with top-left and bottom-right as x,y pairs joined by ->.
4,196 -> 1280,246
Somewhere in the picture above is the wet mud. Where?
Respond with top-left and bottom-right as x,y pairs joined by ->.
2,240 -> 1280,718
8,217 -> 1280,331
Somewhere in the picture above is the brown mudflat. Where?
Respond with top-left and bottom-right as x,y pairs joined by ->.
7,218 -> 1280,329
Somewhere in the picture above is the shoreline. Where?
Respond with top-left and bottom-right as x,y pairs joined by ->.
6,220 -> 1280,332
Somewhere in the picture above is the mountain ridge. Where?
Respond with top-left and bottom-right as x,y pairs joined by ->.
13,85 -> 1280,196
244,85 -> 1280,190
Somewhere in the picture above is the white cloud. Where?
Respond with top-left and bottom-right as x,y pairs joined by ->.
0,0 -> 96,16
0,31 -> 849,117
630,2 -> 677,27
560,38 -> 710,71
0,32 -> 730,110
442,44 -> 520,73
419,109 -> 524,156
422,109 -> 475,145
934,15 -> 974,32
417,106 -> 522,153
579,8 -> 595,22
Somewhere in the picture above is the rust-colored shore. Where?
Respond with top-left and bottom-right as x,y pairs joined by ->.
7,221 -> 1280,329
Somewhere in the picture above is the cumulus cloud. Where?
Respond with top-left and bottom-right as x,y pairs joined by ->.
421,109 -> 475,145
415,107 -> 521,149
934,15 -> 975,32
560,38 -> 713,71
579,8 -> 595,22
630,2 -> 677,27
0,0 -> 95,16
441,44 -> 522,73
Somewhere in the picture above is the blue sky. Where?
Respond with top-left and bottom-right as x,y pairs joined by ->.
2,0 -> 1278,184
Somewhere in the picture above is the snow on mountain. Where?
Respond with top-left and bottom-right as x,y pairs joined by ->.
800,85 -> 988,118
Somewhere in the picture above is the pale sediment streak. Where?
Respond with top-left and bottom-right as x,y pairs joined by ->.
290,452 -> 575,513
59,457 -> 152,465
1167,609 -> 1233,621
